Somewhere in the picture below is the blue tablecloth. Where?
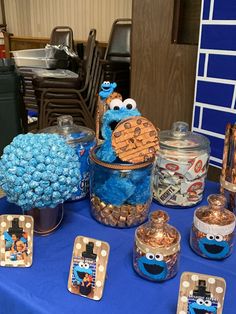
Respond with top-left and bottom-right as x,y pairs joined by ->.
0,181 -> 235,314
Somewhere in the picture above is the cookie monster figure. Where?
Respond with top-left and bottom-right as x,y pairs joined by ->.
198,234 -> 230,259
99,81 -> 117,100
137,252 -> 168,281
189,298 -> 217,314
96,98 -> 141,163
94,96 -> 152,206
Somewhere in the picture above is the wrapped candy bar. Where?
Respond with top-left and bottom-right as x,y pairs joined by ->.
153,121 -> 210,207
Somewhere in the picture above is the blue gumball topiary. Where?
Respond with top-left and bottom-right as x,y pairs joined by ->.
0,133 -> 80,211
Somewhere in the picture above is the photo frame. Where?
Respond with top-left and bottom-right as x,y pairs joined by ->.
68,236 -> 110,300
0,215 -> 34,267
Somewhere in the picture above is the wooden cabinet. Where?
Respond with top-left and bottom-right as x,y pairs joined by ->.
131,0 -> 199,130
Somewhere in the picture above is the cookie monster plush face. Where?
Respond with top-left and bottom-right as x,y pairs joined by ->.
102,98 -> 141,141
96,98 -> 141,163
198,234 -> 230,259
73,261 -> 93,284
189,298 -> 217,314
137,252 -> 168,281
99,81 -> 117,100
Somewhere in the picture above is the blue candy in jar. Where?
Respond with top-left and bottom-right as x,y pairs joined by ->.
40,115 -> 96,201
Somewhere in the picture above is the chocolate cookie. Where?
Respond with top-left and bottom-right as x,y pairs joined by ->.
112,116 -> 159,163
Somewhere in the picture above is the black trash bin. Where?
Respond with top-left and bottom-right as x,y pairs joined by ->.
0,59 -> 26,155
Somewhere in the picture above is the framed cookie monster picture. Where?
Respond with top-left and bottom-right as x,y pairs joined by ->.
68,236 -> 110,300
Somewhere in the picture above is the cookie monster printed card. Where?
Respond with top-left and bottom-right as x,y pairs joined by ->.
0,215 -> 34,267
68,236 -> 110,300
177,272 -> 226,314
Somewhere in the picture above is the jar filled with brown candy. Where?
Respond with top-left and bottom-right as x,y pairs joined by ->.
133,210 -> 181,281
90,147 -> 154,228
153,121 -> 210,207
190,194 -> 236,260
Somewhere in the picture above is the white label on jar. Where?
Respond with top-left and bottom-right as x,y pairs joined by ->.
158,185 -> 180,204
194,214 -> 236,236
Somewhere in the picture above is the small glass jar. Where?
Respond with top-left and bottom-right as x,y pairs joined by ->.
41,115 -> 96,200
190,194 -> 236,259
133,210 -> 180,281
89,146 -> 154,228
153,121 -> 210,207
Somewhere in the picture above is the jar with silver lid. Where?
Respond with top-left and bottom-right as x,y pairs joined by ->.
153,121 -> 210,207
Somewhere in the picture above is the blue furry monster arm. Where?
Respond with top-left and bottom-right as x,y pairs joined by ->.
94,175 -> 136,206
96,139 -> 116,163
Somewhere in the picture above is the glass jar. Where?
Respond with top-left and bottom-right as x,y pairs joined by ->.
89,146 -> 154,228
133,210 -> 180,281
41,115 -> 96,200
190,194 -> 236,259
153,121 -> 210,207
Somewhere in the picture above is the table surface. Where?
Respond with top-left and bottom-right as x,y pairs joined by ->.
0,181 -> 235,314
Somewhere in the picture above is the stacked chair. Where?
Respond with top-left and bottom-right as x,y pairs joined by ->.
32,29 -> 101,130
17,26 -> 75,121
100,18 -> 132,99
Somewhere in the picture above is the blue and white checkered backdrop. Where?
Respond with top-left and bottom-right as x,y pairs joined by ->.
192,0 -> 236,168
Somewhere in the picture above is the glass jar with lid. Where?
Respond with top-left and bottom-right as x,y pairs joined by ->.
153,121 -> 210,207
190,194 -> 235,259
40,115 -> 96,200
133,210 -> 181,281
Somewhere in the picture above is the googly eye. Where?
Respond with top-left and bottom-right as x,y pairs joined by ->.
84,263 -> 90,269
196,298 -> 205,305
206,234 -> 215,241
204,300 -> 212,307
79,261 -> 84,268
215,234 -> 223,242
146,253 -> 154,260
103,81 -> 110,85
123,98 -> 137,110
109,98 -> 124,110
155,253 -> 164,261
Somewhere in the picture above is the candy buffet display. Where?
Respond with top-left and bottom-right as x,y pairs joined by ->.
133,210 -> 180,281
41,115 -> 96,200
90,88 -> 159,228
190,194 -> 235,260
153,121 -> 210,207
220,122 -> 236,215
0,133 -> 80,210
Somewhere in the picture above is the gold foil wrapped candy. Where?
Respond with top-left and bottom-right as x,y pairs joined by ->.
133,210 -> 181,281
190,194 -> 236,260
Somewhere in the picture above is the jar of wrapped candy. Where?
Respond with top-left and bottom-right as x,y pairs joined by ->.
190,194 -> 235,259
41,115 -> 96,200
153,121 -> 210,207
89,147 -> 154,228
133,210 -> 180,281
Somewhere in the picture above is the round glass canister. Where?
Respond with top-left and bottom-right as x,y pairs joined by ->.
89,146 -> 154,228
41,115 -> 96,200
190,194 -> 236,260
153,121 -> 210,207
133,210 -> 180,281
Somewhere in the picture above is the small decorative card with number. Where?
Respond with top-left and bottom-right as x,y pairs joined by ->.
177,272 -> 226,314
68,236 -> 110,300
0,215 -> 34,267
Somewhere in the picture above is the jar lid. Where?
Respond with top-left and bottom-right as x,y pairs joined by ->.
160,121 -> 210,151
40,115 -> 95,144
135,210 -> 181,255
194,194 -> 236,234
